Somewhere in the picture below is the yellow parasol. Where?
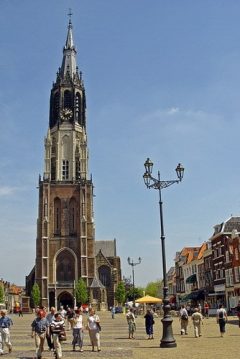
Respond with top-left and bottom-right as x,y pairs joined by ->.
135,295 -> 162,304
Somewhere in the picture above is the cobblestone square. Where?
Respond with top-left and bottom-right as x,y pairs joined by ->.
3,311 -> 240,359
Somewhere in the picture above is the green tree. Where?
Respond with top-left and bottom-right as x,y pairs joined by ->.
75,278 -> 88,306
126,287 -> 144,302
31,283 -> 40,307
115,282 -> 126,305
145,279 -> 163,298
0,285 -> 4,303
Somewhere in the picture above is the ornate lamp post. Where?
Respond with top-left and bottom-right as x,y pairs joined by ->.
143,158 -> 184,348
127,257 -> 142,306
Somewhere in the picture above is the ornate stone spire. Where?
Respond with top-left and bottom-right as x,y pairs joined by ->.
60,12 -> 77,80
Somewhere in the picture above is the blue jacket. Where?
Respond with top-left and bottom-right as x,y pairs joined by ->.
31,317 -> 48,334
0,316 -> 13,328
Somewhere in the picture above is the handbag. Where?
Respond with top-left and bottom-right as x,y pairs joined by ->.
96,322 -> 101,331
59,329 -> 67,341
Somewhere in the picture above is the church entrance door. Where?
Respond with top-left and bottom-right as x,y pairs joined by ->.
58,291 -> 74,309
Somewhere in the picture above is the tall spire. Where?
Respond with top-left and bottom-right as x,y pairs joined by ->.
60,9 -> 77,79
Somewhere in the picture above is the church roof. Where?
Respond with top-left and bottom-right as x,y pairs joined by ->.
95,239 -> 117,257
90,276 -> 105,289
60,19 -> 77,79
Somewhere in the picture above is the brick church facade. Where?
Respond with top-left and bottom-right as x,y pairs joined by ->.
26,17 -> 121,309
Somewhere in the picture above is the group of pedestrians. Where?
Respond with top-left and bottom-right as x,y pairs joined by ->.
126,307 -> 155,340
179,303 -> 228,338
31,306 -> 101,359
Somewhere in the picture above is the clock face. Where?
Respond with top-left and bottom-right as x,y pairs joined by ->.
60,108 -> 73,121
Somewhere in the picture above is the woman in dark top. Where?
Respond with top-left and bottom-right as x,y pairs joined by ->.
144,309 -> 154,339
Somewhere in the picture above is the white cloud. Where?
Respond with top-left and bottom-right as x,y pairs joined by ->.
140,106 -> 224,135
166,107 -> 180,115
0,186 -> 17,196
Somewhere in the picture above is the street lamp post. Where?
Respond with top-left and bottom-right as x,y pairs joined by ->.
127,257 -> 142,306
143,158 -> 184,348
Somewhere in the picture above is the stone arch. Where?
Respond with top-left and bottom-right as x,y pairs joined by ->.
98,265 -> 111,287
58,291 -> 74,309
53,247 -> 78,283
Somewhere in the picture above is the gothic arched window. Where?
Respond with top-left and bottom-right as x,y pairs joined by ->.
98,265 -> 111,287
54,197 -> 61,235
56,250 -> 75,282
61,135 -> 70,180
69,197 -> 77,234
51,158 -> 56,181
64,90 -> 72,109
53,92 -> 60,120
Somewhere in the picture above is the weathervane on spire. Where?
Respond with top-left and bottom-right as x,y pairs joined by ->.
68,8 -> 73,25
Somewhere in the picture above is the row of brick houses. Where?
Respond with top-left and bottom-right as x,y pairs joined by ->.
167,216 -> 240,312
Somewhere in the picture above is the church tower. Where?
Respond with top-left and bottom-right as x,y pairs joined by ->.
35,17 -> 95,308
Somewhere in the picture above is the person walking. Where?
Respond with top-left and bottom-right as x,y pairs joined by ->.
50,312 -> 66,359
179,305 -> 189,335
87,308 -> 101,352
191,307 -> 203,338
66,308 -> 74,330
31,309 -> 49,359
204,302 -> 209,318
216,304 -> 228,337
0,309 -> 13,355
46,307 -> 56,351
144,309 -> 154,339
59,306 -> 66,320
72,309 -> 84,352
126,308 -> 136,339
111,306 -> 115,319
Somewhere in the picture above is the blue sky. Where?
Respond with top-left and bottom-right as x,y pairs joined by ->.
1,0 -> 240,287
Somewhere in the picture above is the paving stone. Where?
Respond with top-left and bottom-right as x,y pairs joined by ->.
3,312 -> 240,358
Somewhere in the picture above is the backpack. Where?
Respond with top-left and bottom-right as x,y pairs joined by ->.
218,310 -> 224,319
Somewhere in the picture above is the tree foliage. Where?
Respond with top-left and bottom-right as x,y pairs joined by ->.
115,282 -> 126,305
75,278 -> 88,306
0,285 -> 4,303
126,287 -> 144,302
31,283 -> 40,307
145,279 -> 163,298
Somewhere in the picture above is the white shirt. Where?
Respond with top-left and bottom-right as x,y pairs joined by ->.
88,315 -> 99,330
73,315 -> 83,329
217,308 -> 227,318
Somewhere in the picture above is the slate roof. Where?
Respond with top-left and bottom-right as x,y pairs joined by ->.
95,239 -> 117,257
90,276 -> 105,289
213,216 -> 240,236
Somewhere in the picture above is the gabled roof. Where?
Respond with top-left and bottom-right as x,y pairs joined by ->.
8,285 -> 22,295
90,276 -> 105,289
179,247 -> 200,264
96,249 -> 112,267
197,242 -> 207,260
95,239 -> 117,257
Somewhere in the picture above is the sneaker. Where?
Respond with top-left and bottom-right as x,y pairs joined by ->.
80,348 -> 84,352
